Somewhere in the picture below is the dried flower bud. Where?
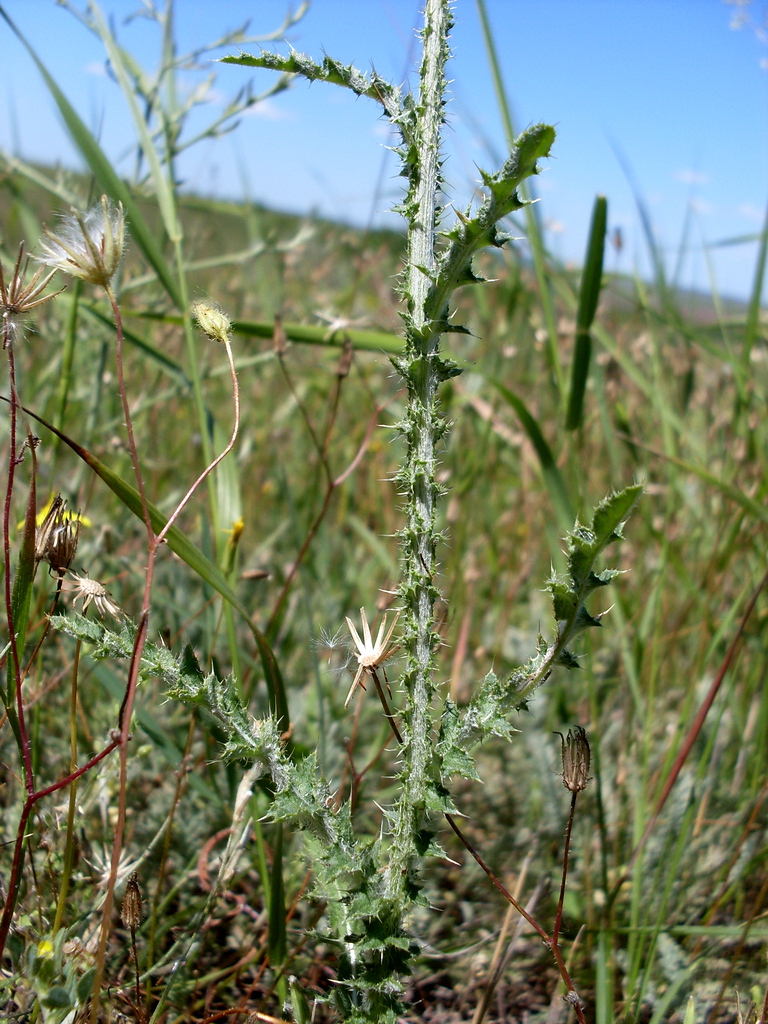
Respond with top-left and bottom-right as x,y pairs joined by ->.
558,726 -> 591,793
192,300 -> 232,344
47,517 -> 80,574
335,338 -> 353,378
272,314 -> 288,356
121,872 -> 143,931
39,195 -> 125,289
35,495 -> 80,573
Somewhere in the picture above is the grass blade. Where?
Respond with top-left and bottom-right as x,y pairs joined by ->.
268,823 -> 287,969
491,380 -> 574,531
130,311 -> 406,355
566,195 -> 607,430
743,191 -> 768,370
87,3 -> 181,245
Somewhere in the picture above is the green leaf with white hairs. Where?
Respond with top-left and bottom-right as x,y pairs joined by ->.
442,484 -> 642,765
220,49 -> 406,126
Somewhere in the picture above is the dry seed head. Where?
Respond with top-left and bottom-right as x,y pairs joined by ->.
0,242 -> 63,347
344,607 -> 401,707
558,726 -> 591,793
39,195 -> 125,288
62,571 -> 121,618
192,300 -> 232,344
121,872 -> 143,931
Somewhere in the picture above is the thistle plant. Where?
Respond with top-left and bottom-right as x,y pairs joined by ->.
158,2 -> 641,1020
0,2 -> 641,1020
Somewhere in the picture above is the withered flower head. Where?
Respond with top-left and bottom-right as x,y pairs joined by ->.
121,872 -> 143,931
558,726 -> 591,793
343,607 -> 401,708
0,242 -> 63,348
35,495 -> 80,574
61,571 -> 121,618
39,195 -> 125,289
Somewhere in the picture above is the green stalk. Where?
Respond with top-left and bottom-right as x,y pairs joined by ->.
384,0 -> 452,910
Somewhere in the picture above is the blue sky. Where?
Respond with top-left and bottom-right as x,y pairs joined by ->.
0,0 -> 767,300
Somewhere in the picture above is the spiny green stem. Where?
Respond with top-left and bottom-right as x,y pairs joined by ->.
385,0 -> 452,909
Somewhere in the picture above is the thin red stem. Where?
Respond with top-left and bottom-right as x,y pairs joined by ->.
3,344 -> 33,795
370,667 -> 403,744
108,288 -> 153,542
628,564 -> 768,872
91,290 -> 157,1019
157,338 -> 239,544
0,736 -> 119,956
552,791 -> 577,948
445,814 -> 549,941
445,814 -> 587,1024
91,303 -> 241,1020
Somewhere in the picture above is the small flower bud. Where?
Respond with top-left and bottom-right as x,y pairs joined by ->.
558,726 -> 591,793
121,872 -> 143,932
192,300 -> 232,344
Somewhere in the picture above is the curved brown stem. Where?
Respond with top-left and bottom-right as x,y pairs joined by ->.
370,667 -> 403,744
445,814 -> 587,1024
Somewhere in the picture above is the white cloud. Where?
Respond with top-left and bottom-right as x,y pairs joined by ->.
85,61 -> 108,77
674,169 -> 709,185
242,99 -> 294,121
689,198 -> 713,215
737,202 -> 765,223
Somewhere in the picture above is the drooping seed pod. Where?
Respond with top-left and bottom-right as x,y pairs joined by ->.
121,872 -> 143,932
558,726 -> 591,793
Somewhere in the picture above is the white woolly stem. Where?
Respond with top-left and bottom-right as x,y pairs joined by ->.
385,0 -> 452,905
